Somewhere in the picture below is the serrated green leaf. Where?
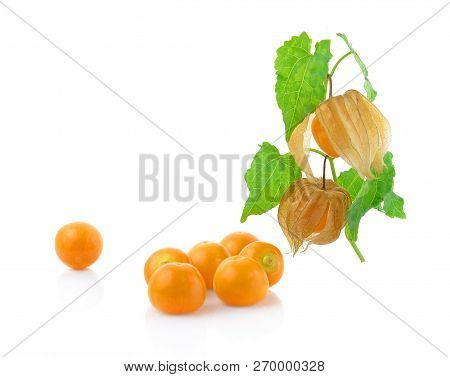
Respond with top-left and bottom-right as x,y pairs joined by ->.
241,142 -> 301,222
345,152 -> 397,241
275,32 -> 332,141
382,191 -> 406,219
337,33 -> 377,101
340,153 -> 406,241
336,168 -> 364,200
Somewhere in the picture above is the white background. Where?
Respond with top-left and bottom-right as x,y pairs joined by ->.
0,0 -> 449,375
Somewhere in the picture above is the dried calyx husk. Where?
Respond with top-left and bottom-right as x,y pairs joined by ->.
289,89 -> 390,180
278,178 -> 351,253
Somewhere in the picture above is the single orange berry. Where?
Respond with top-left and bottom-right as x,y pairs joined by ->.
220,231 -> 258,256
213,256 -> 269,306
188,242 -> 230,289
240,241 -> 284,286
144,248 -> 190,283
311,116 -> 339,158
55,222 -> 103,269
148,263 -> 206,314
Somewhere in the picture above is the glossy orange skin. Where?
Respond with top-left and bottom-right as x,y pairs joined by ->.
188,242 -> 230,288
148,263 -> 206,314
220,232 -> 258,256
240,241 -> 284,286
311,117 -> 339,158
213,256 -> 269,306
55,222 -> 103,269
144,248 -> 190,283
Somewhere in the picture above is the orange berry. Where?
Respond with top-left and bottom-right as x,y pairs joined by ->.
311,116 -> 339,158
213,256 -> 269,306
314,203 -> 330,233
148,263 -> 206,314
55,222 -> 102,269
240,241 -> 284,286
144,248 -> 190,283
188,242 -> 229,288
220,231 -> 258,256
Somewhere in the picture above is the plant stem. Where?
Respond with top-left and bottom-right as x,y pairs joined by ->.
308,148 -> 328,158
327,74 -> 333,98
322,156 -> 327,189
328,158 -> 338,182
323,51 -> 353,106
348,239 -> 365,262
330,51 -> 353,77
308,148 -> 338,183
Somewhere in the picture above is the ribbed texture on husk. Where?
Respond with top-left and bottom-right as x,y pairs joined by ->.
278,178 -> 351,253
289,90 -> 390,180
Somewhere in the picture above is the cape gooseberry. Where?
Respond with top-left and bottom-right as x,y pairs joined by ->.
278,178 -> 351,253
289,90 -> 390,180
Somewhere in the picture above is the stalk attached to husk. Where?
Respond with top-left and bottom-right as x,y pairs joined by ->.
322,156 -> 327,189
308,149 -> 365,262
309,148 -> 338,182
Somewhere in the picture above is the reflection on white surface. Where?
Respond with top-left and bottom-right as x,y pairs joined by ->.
56,269 -> 104,309
145,291 -> 213,357
145,290 -> 283,356
211,290 -> 284,342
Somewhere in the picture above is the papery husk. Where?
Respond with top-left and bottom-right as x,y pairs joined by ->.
278,178 -> 351,253
289,90 -> 391,180
288,114 -> 314,178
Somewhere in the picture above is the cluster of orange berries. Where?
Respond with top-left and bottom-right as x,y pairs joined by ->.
145,232 -> 284,314
54,223 -> 284,315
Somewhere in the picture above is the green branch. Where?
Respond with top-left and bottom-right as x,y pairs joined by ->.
329,158 -> 338,182
330,51 -> 353,77
308,148 -> 328,158
348,239 -> 365,263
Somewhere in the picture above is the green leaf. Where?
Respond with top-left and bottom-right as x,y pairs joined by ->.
336,168 -> 364,200
382,191 -> 406,219
275,32 -> 332,141
345,152 -> 404,241
241,142 -> 301,222
337,33 -> 377,101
